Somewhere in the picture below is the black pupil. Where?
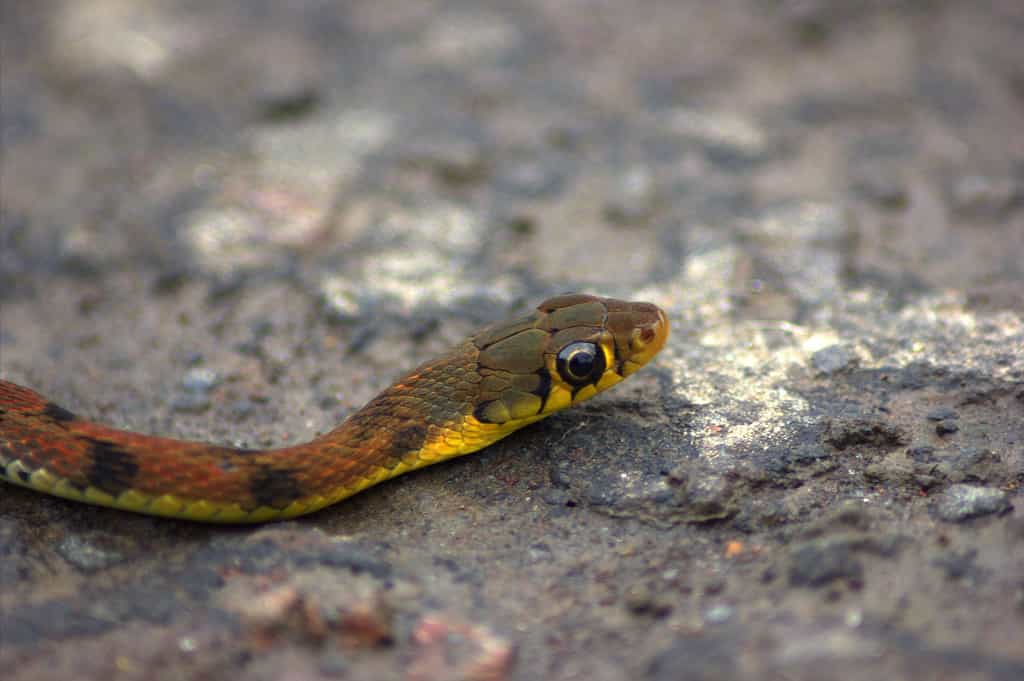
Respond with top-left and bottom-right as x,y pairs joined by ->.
568,348 -> 594,377
557,341 -> 602,386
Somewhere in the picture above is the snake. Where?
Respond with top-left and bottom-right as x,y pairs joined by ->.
0,294 -> 668,523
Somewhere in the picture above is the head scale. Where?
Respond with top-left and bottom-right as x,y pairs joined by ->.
470,294 -> 669,425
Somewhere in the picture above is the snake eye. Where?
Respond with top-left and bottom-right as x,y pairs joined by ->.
556,341 -> 605,387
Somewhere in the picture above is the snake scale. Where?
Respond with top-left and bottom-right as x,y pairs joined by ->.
0,294 -> 668,522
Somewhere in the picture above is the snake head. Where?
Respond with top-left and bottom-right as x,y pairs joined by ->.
470,294 -> 669,425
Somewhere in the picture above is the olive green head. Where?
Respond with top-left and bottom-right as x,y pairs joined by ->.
470,294 -> 669,425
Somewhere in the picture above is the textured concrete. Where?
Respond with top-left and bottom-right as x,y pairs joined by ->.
2,2 -> 1022,679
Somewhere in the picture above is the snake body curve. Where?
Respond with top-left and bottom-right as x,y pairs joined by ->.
0,294 -> 668,522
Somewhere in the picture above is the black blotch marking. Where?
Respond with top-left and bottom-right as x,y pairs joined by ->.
17,469 -> 31,483
473,400 -> 501,424
211,446 -> 261,472
533,369 -> 552,411
42,402 -> 76,423
391,424 -> 428,456
85,440 -> 140,496
249,466 -> 304,509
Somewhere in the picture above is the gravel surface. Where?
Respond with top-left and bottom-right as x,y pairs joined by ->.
2,2 -> 1023,680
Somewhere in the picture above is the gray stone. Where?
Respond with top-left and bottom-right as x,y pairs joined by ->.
181,367 -> 220,393
57,535 -> 126,573
926,407 -> 959,421
811,344 -> 858,374
789,540 -> 864,587
934,485 -> 1011,522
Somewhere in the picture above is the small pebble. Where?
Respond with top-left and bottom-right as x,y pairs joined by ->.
789,540 -> 863,587
57,535 -> 125,573
624,583 -> 672,618
541,488 -> 572,506
549,461 -> 573,488
603,166 -> 658,224
234,340 -> 263,357
951,175 -> 1019,216
703,604 -> 735,623
229,399 -> 255,420
172,392 -> 212,413
181,367 -> 220,393
495,160 -> 565,198
319,395 -> 341,411
907,445 -> 937,462
527,543 -> 553,563
932,548 -> 978,580
406,138 -> 488,185
934,484 -> 1011,522
811,345 -> 858,374
851,170 -> 908,209
256,86 -> 319,123
935,420 -> 960,436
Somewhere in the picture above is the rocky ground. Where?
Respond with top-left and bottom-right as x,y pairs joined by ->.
1,1 -> 1022,680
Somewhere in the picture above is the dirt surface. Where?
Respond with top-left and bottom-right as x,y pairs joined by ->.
2,1 -> 1023,680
